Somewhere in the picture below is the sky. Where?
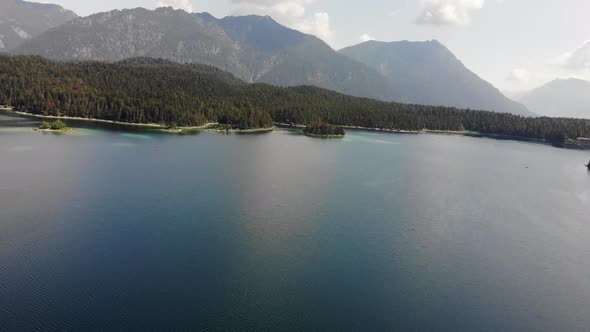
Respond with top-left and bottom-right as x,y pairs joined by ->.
36,0 -> 590,93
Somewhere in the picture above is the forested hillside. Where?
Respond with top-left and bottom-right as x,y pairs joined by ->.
14,6 -> 528,115
1,55 -> 589,141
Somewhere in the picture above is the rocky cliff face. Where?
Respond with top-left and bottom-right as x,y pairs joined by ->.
0,0 -> 77,51
15,7 -> 253,80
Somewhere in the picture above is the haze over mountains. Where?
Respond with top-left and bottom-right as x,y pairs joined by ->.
518,78 -> 590,119
0,0 -> 77,51
5,1 -> 532,116
340,41 -> 531,117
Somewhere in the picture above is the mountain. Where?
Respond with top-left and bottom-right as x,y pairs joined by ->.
339,40 -> 533,116
198,14 -> 395,101
0,0 -> 77,51
14,7 -> 251,78
15,8 -> 394,101
518,78 -> 590,119
15,7 -> 529,115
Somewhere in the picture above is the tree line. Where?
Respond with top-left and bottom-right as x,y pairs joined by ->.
1,55 -> 589,141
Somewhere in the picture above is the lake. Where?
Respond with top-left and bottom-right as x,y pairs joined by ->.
1,112 -> 590,331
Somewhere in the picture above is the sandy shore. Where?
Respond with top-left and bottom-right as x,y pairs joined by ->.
14,111 -> 167,128
274,122 -> 472,135
11,110 -> 272,133
341,125 -> 471,135
160,123 -> 220,133
12,110 -> 219,132
209,127 -> 274,133
33,128 -> 76,133
10,110 -> 468,136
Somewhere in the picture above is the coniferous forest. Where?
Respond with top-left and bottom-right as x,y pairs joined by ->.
1,55 -> 590,141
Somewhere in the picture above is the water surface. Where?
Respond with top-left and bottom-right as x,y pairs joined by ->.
1,113 -> 589,330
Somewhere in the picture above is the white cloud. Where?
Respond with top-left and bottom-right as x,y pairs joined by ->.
360,33 -> 375,42
294,12 -> 333,42
553,41 -> 590,71
416,0 -> 485,25
507,68 -> 531,82
157,0 -> 193,12
229,0 -> 334,45
231,0 -> 316,21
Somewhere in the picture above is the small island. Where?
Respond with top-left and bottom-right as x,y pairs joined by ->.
586,159 -> 590,169
303,120 -> 345,138
35,120 -> 72,133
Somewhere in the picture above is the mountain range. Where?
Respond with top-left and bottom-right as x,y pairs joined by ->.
0,0 -> 77,51
339,40 -> 531,116
5,3 -> 531,116
517,78 -> 590,119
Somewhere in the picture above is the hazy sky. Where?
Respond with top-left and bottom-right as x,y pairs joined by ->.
37,0 -> 590,92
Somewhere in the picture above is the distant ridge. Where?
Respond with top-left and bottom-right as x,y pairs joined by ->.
0,0 -> 77,51
14,6 -> 529,115
518,78 -> 590,119
339,40 -> 533,117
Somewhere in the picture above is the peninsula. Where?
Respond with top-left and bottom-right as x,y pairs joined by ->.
303,121 -> 345,138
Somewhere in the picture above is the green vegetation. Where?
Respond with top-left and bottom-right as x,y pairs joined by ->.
39,119 -> 69,131
218,109 -> 273,130
1,55 -> 590,142
303,119 -> 345,137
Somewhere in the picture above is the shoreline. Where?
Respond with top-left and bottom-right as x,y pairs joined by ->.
33,128 -> 75,134
210,127 -> 274,134
5,110 -> 589,149
5,110 -> 483,137
274,122 -> 471,136
342,125 -> 472,135
11,110 -> 219,132
304,133 -> 345,139
14,111 -> 164,127
9,110 -> 271,134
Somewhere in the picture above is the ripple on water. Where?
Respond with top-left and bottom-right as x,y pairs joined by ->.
112,142 -> 138,148
0,127 -> 35,134
119,133 -> 153,140
343,135 -> 402,145
7,146 -> 34,152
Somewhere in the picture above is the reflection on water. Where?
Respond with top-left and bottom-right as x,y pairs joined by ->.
1,112 -> 590,331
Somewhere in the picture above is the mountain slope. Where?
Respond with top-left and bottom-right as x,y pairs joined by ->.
214,14 -> 396,100
518,78 -> 590,119
15,7 -> 251,78
0,0 -> 77,51
16,9 -> 394,101
15,8 -> 528,115
339,40 -> 533,116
